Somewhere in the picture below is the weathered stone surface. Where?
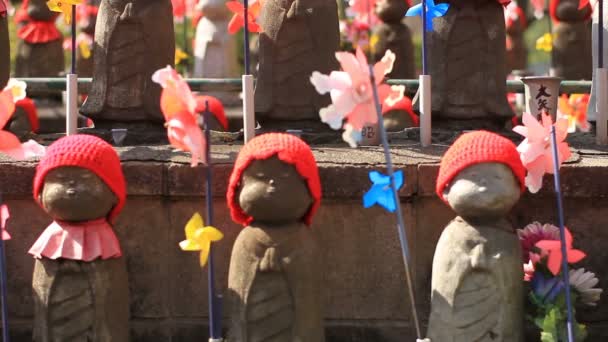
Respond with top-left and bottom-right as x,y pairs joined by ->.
255,0 -> 340,127
429,1 -> 513,122
81,0 -> 175,126
551,0 -> 592,80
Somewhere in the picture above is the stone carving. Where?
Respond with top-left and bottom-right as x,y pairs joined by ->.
429,131 -> 525,342
193,0 -> 239,104
81,0 -> 175,127
504,2 -> 527,73
14,0 -> 64,78
550,0 -> 592,80
255,0 -> 340,129
0,2 -> 8,88
29,135 -> 129,342
227,133 -> 325,342
429,0 -> 513,123
372,0 -> 416,79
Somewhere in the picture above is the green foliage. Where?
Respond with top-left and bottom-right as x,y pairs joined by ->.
529,290 -> 588,342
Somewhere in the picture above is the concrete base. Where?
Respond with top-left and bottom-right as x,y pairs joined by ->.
1,135 -> 608,341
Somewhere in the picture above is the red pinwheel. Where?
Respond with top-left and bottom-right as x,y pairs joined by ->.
536,228 -> 586,276
226,0 -> 262,34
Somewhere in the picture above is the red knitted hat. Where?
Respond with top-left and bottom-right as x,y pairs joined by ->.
227,133 -> 322,227
436,131 -> 526,201
33,134 -> 126,222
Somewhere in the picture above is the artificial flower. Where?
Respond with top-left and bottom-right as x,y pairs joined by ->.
405,0 -> 450,31
363,170 -> 404,212
152,66 -> 206,166
179,213 -> 223,266
513,112 -> 571,193
46,0 -> 83,24
226,0 -> 262,34
524,260 -> 535,281
310,48 -> 404,146
0,80 -> 46,160
517,222 -> 560,263
175,48 -> 189,65
0,204 -> 10,241
569,268 -> 602,306
536,33 -> 553,52
558,94 -> 590,133
532,272 -> 565,304
536,227 -> 586,276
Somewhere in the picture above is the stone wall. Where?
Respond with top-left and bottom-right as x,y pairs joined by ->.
1,143 -> 607,341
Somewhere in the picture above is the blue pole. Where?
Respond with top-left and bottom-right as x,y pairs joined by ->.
421,0 -> 428,75
71,5 -> 76,74
203,102 -> 221,339
600,0 -> 604,68
243,0 -> 250,75
368,65 -> 422,339
549,126 -> 574,342
0,194 -> 9,342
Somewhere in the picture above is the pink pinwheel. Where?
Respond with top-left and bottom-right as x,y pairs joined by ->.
513,112 -> 571,193
226,0 -> 262,34
536,227 -> 586,275
310,48 -> 405,147
152,66 -> 206,166
0,79 -> 46,160
0,205 -> 10,241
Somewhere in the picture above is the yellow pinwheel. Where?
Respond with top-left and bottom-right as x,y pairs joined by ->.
46,0 -> 83,25
175,48 -> 189,65
179,213 -> 223,266
536,33 -> 553,52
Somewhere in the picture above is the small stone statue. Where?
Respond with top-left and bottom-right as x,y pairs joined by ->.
429,131 -> 525,342
255,0 -> 340,130
14,0 -> 64,78
193,0 -> 239,104
29,135 -> 129,342
81,0 -> 175,127
372,0 -> 416,79
430,0 -> 513,124
0,0 -> 8,88
550,0 -> 592,80
226,133 -> 325,342
504,2 -> 527,73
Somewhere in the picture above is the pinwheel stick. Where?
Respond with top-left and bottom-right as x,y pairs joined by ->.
421,0 -> 428,74
66,5 -> 78,136
71,5 -> 76,74
243,0 -> 250,75
549,125 -> 575,342
0,193 -> 9,342
597,0 -> 608,145
599,0 -> 603,68
203,103 -> 222,340
368,65 -> 423,339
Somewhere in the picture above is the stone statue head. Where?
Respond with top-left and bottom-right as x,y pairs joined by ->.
436,131 -> 526,221
551,0 -> 592,22
376,0 -> 410,23
33,135 -> 127,223
227,133 -> 322,226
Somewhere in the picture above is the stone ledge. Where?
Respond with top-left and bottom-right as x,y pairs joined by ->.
1,143 -> 608,199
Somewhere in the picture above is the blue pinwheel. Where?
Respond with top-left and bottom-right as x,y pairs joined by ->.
405,0 -> 450,31
363,170 -> 404,213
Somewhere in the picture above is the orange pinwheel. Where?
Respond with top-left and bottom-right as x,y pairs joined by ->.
226,0 -> 262,34
536,228 -> 586,276
558,94 -> 590,133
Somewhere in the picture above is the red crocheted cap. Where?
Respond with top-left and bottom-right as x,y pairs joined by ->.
33,134 -> 126,222
382,95 -> 420,127
227,133 -> 322,227
436,131 -> 526,201
15,98 -> 39,133
195,95 -> 228,131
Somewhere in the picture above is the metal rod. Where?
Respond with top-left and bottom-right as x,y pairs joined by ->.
203,102 -> 221,339
369,65 -> 422,339
600,0 -> 604,68
0,194 -> 9,342
549,126 -> 575,342
71,5 -> 76,75
243,0 -> 250,75
421,0 -> 428,75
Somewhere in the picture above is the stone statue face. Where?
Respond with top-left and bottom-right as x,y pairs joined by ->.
376,0 -> 409,23
40,167 -> 117,222
238,156 -> 313,224
443,163 -> 520,220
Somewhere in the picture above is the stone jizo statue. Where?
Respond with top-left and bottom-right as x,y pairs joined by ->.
226,133 -> 325,342
429,131 -> 525,342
